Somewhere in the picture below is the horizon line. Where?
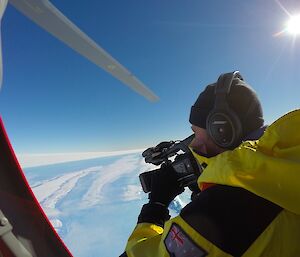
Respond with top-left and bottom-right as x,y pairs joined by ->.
16,148 -> 145,168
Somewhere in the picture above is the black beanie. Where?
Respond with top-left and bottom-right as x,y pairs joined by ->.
189,78 -> 264,138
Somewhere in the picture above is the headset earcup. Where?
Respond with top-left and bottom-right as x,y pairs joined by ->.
206,109 -> 242,149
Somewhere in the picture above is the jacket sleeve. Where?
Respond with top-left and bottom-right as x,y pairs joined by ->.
123,186 -> 246,257
125,215 -> 234,257
124,200 -> 233,257
125,222 -> 164,257
125,202 -> 169,257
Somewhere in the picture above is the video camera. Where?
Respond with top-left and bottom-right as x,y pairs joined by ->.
139,134 -> 205,193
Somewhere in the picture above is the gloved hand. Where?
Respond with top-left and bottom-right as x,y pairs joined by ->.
148,164 -> 184,207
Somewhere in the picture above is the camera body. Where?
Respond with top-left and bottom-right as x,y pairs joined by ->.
139,135 -> 204,193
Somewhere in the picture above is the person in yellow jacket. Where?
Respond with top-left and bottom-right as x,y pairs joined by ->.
120,71 -> 300,257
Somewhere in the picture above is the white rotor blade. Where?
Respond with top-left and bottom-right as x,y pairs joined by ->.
8,0 -> 159,102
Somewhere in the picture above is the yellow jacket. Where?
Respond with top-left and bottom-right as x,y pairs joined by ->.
125,109 -> 300,257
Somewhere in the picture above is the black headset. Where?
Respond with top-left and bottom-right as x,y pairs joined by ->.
206,71 -> 244,149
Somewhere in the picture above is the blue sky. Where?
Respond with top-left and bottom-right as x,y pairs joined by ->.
0,0 -> 300,154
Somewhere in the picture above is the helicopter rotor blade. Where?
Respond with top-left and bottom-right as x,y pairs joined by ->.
8,0 -> 159,102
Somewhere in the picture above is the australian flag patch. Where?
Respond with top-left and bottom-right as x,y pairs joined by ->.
164,223 -> 207,257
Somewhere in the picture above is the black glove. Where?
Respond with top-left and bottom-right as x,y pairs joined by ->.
148,164 -> 184,207
137,164 -> 184,226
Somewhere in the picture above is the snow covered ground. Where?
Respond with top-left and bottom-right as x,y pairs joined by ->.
23,152 -> 190,257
